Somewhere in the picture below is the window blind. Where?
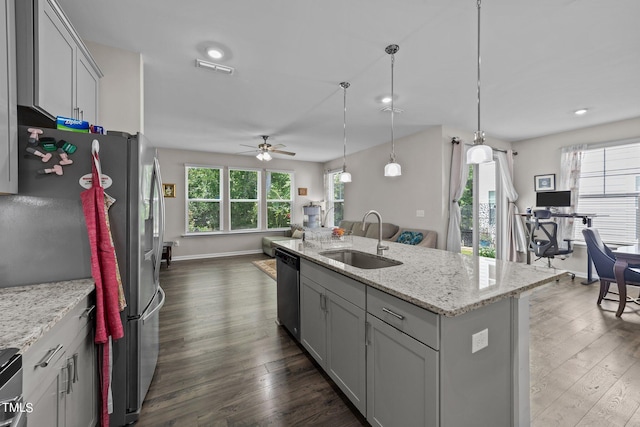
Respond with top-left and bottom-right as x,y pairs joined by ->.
573,142 -> 640,244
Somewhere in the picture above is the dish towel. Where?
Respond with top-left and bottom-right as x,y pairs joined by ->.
81,141 -> 124,427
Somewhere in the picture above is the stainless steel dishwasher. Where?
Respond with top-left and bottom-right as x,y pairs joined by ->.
0,348 -> 27,427
275,248 -> 300,341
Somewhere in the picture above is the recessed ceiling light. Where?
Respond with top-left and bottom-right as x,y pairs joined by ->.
574,108 -> 588,116
207,48 -> 224,60
381,96 -> 392,104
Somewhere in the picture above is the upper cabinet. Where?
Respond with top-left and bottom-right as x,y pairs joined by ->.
0,0 -> 18,194
15,0 -> 102,124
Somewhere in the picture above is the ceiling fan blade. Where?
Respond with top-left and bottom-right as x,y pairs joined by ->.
239,144 -> 257,149
234,149 -> 258,155
271,149 -> 296,156
269,143 -> 286,150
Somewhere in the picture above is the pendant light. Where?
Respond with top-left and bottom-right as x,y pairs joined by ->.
384,44 -> 402,177
466,0 -> 493,165
339,82 -> 352,183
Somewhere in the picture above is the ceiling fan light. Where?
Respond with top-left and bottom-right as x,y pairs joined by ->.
466,144 -> 493,164
262,151 -> 272,161
256,152 -> 264,161
340,171 -> 352,183
384,161 -> 402,177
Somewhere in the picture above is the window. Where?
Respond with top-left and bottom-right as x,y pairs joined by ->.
186,166 -> 221,233
574,142 -> 640,244
229,169 -> 260,230
325,170 -> 345,227
266,171 -> 293,229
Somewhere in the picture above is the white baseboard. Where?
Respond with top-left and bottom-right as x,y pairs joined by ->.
172,249 -> 264,262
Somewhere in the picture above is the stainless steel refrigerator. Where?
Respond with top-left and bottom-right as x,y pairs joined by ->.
7,125 -> 165,426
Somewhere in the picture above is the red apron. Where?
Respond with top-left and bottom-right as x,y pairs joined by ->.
81,143 -> 124,427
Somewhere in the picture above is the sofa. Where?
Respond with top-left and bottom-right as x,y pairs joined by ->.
262,226 -> 304,257
338,220 -> 437,248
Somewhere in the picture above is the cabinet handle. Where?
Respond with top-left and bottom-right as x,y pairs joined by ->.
80,110 -> 84,121
66,358 -> 73,394
60,365 -> 68,396
365,322 -> 371,346
73,107 -> 80,119
81,305 -> 96,318
320,293 -> 326,312
36,344 -> 63,368
382,307 -> 405,320
73,353 -> 79,383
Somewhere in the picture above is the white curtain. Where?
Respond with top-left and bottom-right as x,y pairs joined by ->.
496,150 -> 526,261
446,140 -> 468,252
559,144 -> 587,242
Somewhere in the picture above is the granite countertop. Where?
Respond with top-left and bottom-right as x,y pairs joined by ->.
0,279 -> 95,354
274,236 -> 565,317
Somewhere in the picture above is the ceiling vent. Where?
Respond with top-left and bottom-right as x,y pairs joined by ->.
195,59 -> 234,75
380,106 -> 403,114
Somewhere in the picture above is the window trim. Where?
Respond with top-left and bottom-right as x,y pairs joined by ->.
184,164 -> 223,235
228,167 -> 262,231
265,169 -> 294,230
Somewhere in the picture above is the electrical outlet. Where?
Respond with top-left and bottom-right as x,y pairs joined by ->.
472,328 -> 488,353
416,209 -> 425,217
174,240 -> 180,247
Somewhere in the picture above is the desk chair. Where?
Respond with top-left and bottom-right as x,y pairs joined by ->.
582,228 -> 640,314
528,210 -> 574,273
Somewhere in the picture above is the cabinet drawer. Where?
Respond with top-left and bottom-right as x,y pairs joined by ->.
301,259 -> 366,309
23,294 -> 93,399
367,287 -> 439,350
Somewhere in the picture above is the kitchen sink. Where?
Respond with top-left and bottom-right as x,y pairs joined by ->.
319,249 -> 403,269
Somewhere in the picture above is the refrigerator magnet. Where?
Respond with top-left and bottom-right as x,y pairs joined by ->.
79,173 -> 113,189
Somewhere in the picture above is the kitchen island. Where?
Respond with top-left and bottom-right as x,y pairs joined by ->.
274,237 -> 564,427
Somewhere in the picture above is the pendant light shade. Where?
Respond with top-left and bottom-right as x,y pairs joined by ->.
339,82 -> 352,183
384,44 -> 402,177
467,0 -> 493,165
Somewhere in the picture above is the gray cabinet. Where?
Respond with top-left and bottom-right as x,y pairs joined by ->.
0,0 -> 17,194
23,294 -> 97,427
300,260 -> 366,414
16,0 -> 101,123
366,313 -> 438,427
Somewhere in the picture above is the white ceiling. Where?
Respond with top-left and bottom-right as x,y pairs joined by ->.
57,0 -> 640,162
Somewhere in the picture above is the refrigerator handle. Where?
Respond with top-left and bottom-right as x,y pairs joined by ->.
153,157 -> 166,283
142,286 -> 166,324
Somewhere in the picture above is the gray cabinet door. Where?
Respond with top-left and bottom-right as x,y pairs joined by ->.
76,52 -> 99,124
326,290 -> 366,414
64,321 -> 97,427
28,349 -> 66,427
300,277 -> 326,366
36,0 -> 75,118
366,314 -> 439,427
0,0 -> 17,194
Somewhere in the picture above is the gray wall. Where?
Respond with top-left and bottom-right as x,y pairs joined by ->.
158,147 -> 324,260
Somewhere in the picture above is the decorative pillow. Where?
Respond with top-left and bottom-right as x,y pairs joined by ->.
396,231 -> 424,245
292,229 -> 304,239
290,224 -> 304,232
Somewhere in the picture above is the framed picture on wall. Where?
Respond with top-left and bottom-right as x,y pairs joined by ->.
534,174 -> 555,192
163,183 -> 176,198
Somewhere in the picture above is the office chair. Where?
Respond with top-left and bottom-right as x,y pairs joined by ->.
528,210 -> 574,271
582,228 -> 640,315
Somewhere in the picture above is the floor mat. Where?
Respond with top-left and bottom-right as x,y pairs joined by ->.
252,259 -> 277,281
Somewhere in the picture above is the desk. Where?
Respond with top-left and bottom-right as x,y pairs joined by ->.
517,212 -> 601,284
612,244 -> 640,317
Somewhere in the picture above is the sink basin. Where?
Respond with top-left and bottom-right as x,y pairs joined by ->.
319,249 -> 403,269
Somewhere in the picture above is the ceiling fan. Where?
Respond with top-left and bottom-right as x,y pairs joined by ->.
238,135 -> 296,161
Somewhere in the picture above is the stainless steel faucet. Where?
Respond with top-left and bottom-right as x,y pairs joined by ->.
362,210 -> 389,256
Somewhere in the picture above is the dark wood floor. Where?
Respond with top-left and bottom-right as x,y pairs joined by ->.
136,254 -> 640,426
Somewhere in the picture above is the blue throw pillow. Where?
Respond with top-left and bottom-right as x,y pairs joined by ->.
396,231 -> 424,245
